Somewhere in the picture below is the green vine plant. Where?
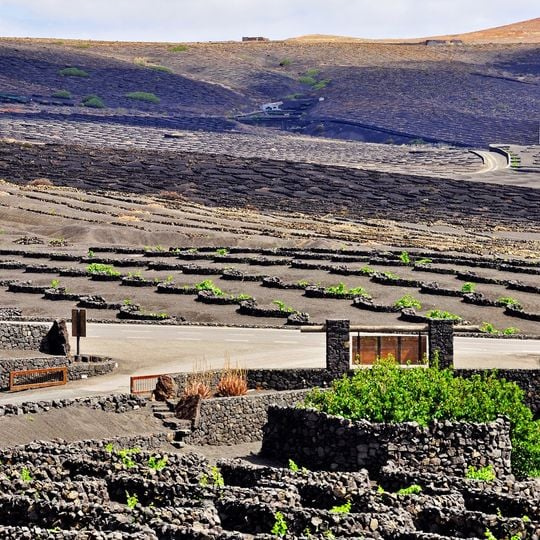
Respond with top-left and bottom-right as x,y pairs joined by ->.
330,499 -> 351,514
396,484 -> 422,496
271,511 -> 288,537
147,455 -> 168,471
199,465 -> 224,488
126,491 -> 138,510
465,464 -> 496,482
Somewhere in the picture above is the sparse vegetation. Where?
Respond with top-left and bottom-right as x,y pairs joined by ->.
480,322 -> 520,335
126,491 -> 138,510
399,251 -> 411,264
394,294 -> 422,309
461,282 -> 476,293
147,455 -> 168,471
465,464 -> 496,482
81,95 -> 105,109
396,484 -> 422,496
324,282 -> 370,297
279,58 -> 292,66
330,500 -> 352,513
425,309 -> 461,321
59,67 -> 89,77
169,44 -> 189,52
52,89 -> 72,99
199,465 -> 224,488
271,511 -> 288,537
125,92 -> 160,104
272,300 -> 295,313
86,263 -> 120,277
497,296 -> 522,309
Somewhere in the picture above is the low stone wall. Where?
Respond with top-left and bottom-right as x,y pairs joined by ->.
184,389 -> 310,445
0,322 -> 49,350
261,407 -> 512,477
0,393 -> 147,417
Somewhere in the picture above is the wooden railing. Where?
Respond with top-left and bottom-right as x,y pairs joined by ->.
9,366 -> 68,392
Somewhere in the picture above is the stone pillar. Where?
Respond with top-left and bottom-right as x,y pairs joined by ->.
326,319 -> 350,376
428,320 -> 454,369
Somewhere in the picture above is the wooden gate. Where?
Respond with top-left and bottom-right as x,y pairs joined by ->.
351,334 -> 427,366
9,366 -> 68,392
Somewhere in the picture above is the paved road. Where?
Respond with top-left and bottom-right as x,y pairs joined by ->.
0,324 -> 538,404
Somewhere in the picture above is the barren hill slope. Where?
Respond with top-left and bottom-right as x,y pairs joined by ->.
431,17 -> 540,44
0,35 -> 538,146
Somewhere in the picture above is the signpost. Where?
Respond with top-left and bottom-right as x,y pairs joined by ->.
71,308 -> 87,356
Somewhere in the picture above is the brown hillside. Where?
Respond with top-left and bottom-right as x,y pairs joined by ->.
290,18 -> 540,44
429,17 -> 540,44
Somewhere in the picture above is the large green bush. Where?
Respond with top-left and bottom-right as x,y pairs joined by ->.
303,358 -> 539,478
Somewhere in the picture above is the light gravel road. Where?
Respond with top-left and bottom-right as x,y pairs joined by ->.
0,324 -> 538,404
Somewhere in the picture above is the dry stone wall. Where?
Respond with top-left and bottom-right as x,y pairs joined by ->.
261,407 -> 513,477
0,322 -> 49,350
184,389 -> 310,445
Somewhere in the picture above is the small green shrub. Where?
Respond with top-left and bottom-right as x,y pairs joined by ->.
169,44 -> 189,52
273,300 -> 295,313
199,465 -> 224,488
86,263 -> 120,276
125,91 -> 160,104
399,251 -> 411,264
312,79 -> 331,90
279,58 -> 292,66
305,68 -> 320,77
299,75 -> 317,85
271,511 -> 288,537
461,282 -> 476,293
415,258 -> 432,265
81,95 -> 105,109
425,309 -> 461,321
215,248 -> 229,256
52,89 -> 72,99
50,279 -> 60,289
126,491 -> 138,510
149,64 -> 172,73
20,467 -> 32,482
359,266 -> 375,276
87,249 -> 95,258
148,455 -> 168,471
396,484 -> 422,496
330,499 -> 351,513
382,271 -> 400,279
59,67 -> 89,77
324,282 -> 369,297
394,295 -> 421,309
195,279 -> 223,296
503,327 -> 520,335
497,297 -> 522,309
466,464 -> 496,482
480,322 -> 499,334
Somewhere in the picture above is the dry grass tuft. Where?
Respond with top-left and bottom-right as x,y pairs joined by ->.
26,178 -> 53,187
215,358 -> 248,397
183,359 -> 213,399
117,214 -> 141,222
